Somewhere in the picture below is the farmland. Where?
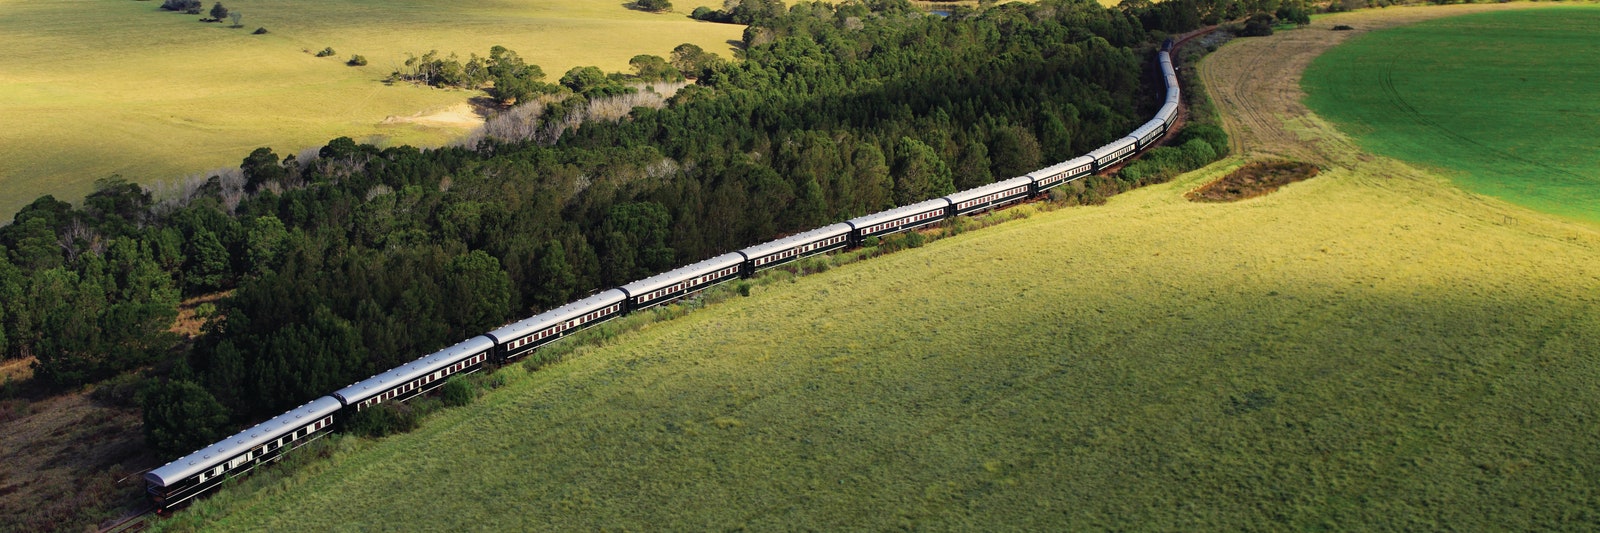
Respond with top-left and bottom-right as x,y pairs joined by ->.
0,0 -> 741,217
128,4 -> 1600,530
1302,6 -> 1600,223
160,9 -> 1600,519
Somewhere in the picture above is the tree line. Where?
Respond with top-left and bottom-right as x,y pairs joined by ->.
1,0 -> 1258,457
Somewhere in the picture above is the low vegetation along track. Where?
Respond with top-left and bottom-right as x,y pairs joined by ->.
1198,3 -> 1537,166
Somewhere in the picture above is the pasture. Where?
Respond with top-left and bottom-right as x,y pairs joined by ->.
0,0 -> 741,217
1302,6 -> 1600,224
161,155 -> 1600,529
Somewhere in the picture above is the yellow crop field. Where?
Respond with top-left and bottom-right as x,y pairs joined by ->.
0,0 -> 741,217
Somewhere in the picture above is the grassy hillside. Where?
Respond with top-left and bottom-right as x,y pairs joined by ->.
159,146 -> 1600,529
0,0 -> 741,217
1302,6 -> 1600,224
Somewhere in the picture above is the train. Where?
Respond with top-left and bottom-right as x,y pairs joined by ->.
143,44 -> 1181,513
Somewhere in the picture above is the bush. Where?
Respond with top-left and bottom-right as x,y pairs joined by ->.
440,378 -> 475,407
1332,25 -> 1353,31
634,0 -> 673,12
347,55 -> 368,67
253,27 -> 268,34
159,0 -> 201,12
345,402 -> 419,438
315,47 -> 336,57
1238,14 -> 1275,37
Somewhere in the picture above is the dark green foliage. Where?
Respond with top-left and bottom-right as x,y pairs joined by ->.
1275,5 -> 1310,25
183,230 -> 229,293
315,47 -> 335,57
253,27 -> 268,34
347,55 -> 368,67
142,379 -> 230,456
1118,124 -> 1229,185
669,43 -> 718,78
634,0 -> 672,12
241,147 -> 286,193
628,54 -> 683,83
559,66 -> 633,98
1238,13 -> 1275,37
344,403 -> 419,438
892,137 -> 955,205
208,2 -> 227,21
159,0 -> 201,13
440,377 -> 475,407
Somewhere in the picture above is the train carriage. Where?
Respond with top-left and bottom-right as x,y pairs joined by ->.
1030,156 -> 1095,191
1087,136 -> 1139,171
943,176 -> 1035,217
486,290 -> 627,362
846,198 -> 952,242
740,224 -> 852,273
145,396 -> 342,512
332,336 -> 496,412
620,253 -> 746,312
1131,119 -> 1167,149
1155,101 -> 1179,129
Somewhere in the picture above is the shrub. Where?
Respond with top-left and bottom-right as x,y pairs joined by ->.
347,55 -> 368,67
634,0 -> 673,12
315,47 -> 336,57
345,402 -> 419,438
440,378 -> 475,407
159,0 -> 201,12
1332,25 -> 1353,31
253,27 -> 268,34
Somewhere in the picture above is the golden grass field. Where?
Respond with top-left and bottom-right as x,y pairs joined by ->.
153,6 -> 1600,530
0,0 -> 741,217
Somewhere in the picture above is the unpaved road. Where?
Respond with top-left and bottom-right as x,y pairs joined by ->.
1199,3 -> 1542,167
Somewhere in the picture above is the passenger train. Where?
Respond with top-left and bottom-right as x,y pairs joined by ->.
144,43 -> 1182,513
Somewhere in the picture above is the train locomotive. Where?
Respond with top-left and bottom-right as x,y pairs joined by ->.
144,44 -> 1181,513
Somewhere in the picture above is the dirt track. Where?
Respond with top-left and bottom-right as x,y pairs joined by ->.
1198,3 -> 1541,167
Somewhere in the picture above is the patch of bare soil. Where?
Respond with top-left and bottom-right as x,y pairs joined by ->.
380,102 -> 489,129
1197,3 -> 1541,166
1188,160 -> 1320,202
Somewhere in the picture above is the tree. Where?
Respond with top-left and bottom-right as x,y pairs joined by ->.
209,2 -> 228,21
988,124 -> 1043,179
628,54 -> 683,82
892,137 -> 954,206
953,138 -> 993,190
669,44 -> 714,77
241,147 -> 285,193
635,0 -> 673,12
531,240 -> 577,310
229,11 -> 242,27
443,250 -> 512,336
184,229 -> 230,294
142,379 -> 231,456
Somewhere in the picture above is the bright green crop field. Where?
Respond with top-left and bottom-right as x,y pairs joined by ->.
1302,6 -> 1600,224
159,148 -> 1600,529
0,0 -> 740,218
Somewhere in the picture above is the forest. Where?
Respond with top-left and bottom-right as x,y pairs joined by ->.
0,0 -> 1247,458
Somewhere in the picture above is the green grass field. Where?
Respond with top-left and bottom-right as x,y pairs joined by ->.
1302,6 -> 1600,224
155,146 -> 1600,529
0,0 -> 741,217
